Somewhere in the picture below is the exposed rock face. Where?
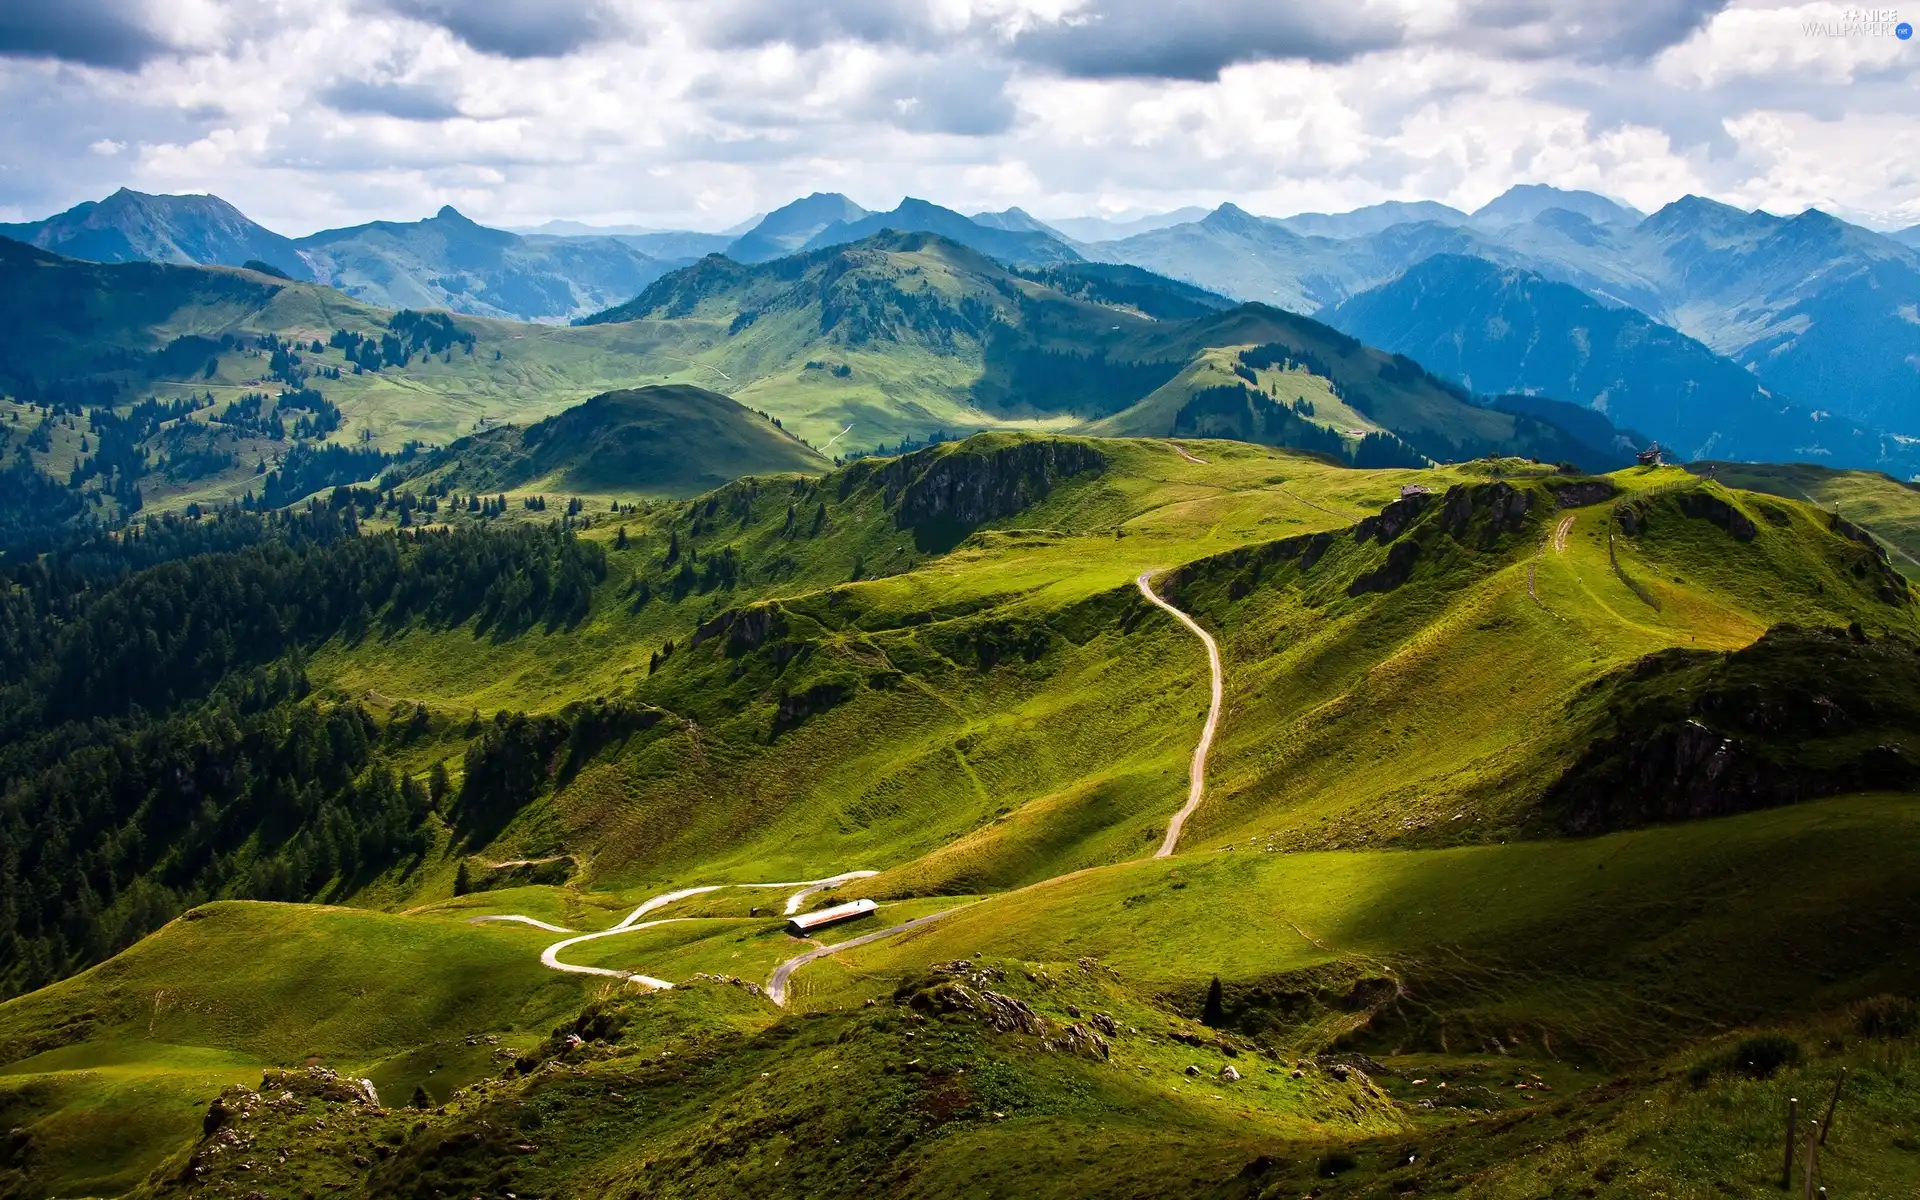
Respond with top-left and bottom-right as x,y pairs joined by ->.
1347,540 -> 1421,596
1174,480 -> 1546,605
1546,625 -> 1920,832
1438,481 -> 1531,544
1676,490 -> 1758,541
1353,492 -> 1431,543
263,1066 -> 379,1106
1831,512 -> 1885,557
879,439 -> 1107,535
1549,478 -> 1618,509
773,680 -> 854,733
691,602 -> 789,655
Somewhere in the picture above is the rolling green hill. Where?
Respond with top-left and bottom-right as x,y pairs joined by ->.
1691,459 -> 1920,576
389,385 -> 828,499
583,230 -> 1619,465
4,431 -> 1918,1197
0,231 -> 1644,555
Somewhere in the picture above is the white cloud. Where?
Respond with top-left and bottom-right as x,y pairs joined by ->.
0,0 -> 1914,234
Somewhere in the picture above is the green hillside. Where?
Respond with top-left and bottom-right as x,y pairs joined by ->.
1692,459 -> 1920,576
584,229 -> 1618,464
4,431 -> 1919,1195
0,232 -> 1644,557
390,385 -> 828,499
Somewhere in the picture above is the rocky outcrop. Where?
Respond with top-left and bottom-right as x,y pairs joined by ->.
263,1066 -> 380,1106
1677,490 -> 1758,541
1549,478 -> 1617,509
878,438 -> 1107,535
1347,540 -> 1421,596
1546,625 -> 1920,832
773,679 -> 855,734
1439,481 -> 1532,544
1353,492 -> 1431,543
895,961 -> 1113,1060
691,602 -> 789,655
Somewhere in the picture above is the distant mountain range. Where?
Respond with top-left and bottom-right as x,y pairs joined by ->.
1327,255 -> 1915,474
5,182 -> 1917,474
0,190 -> 701,323
788,196 -> 1082,265
0,188 -> 311,280
1036,208 -> 1210,243
582,229 -> 1624,469
1067,185 -> 1920,441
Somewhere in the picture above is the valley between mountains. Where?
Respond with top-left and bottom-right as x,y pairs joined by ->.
3,188 -> 1920,1198
5,426 -> 1920,1199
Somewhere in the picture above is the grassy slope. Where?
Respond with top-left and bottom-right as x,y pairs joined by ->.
0,902 -> 587,1197
804,796 -> 1920,1050
1694,459 -> 1920,576
7,437 -> 1920,1196
1161,466 -> 1918,860
392,384 -> 829,500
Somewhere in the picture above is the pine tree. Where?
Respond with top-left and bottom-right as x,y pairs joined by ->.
453,860 -> 472,896
1202,976 -> 1225,1027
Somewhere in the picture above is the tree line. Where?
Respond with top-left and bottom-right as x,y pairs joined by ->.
0,502 -> 608,996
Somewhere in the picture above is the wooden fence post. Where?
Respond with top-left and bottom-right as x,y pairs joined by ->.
1803,1119 -> 1820,1200
1820,1068 -> 1846,1145
1782,1097 -> 1797,1189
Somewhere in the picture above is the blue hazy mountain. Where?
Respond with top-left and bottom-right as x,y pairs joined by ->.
1275,200 -> 1470,238
797,198 -> 1082,265
290,206 -> 682,322
724,193 -> 871,263
1325,253 -> 1918,476
0,188 -> 312,280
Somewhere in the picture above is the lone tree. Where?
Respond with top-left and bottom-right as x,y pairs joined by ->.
1202,976 -> 1226,1028
453,860 -> 472,896
412,1084 -> 432,1109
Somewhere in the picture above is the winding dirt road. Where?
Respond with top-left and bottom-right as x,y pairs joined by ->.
1136,570 -> 1224,857
766,904 -> 979,1007
472,576 -> 1227,1002
478,873 -> 880,990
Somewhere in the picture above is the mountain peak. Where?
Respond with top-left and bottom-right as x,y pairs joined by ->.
1473,184 -> 1641,228
725,192 -> 872,262
435,205 -> 474,223
1202,202 -> 1281,236
1640,194 -> 1769,236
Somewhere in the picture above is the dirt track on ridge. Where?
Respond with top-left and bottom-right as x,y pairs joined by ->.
1136,570 -> 1224,858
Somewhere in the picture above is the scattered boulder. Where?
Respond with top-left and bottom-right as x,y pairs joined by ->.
689,972 -> 766,998
261,1067 -> 376,1106
1220,1065 -> 1241,1082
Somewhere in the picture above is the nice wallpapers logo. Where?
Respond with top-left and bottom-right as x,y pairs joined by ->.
1803,7 -> 1913,36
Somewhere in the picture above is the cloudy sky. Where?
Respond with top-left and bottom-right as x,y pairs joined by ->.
0,0 -> 1915,234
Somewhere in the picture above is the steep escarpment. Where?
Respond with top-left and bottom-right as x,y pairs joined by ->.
1544,625 -> 1920,832
1163,477 -> 1553,611
834,433 -> 1108,551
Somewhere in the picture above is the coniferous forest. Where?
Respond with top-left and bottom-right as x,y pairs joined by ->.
0,501 -> 604,997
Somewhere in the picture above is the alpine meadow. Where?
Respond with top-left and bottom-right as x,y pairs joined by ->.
3,4 -> 1920,1198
